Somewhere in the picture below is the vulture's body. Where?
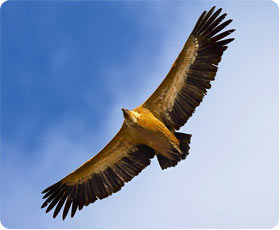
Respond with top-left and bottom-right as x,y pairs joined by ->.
41,6 -> 235,220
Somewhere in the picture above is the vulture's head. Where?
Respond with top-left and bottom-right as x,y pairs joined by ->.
121,108 -> 139,125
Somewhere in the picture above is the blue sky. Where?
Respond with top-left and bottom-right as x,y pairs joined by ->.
0,0 -> 278,228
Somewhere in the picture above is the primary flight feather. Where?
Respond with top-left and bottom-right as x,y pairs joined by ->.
41,6 -> 234,220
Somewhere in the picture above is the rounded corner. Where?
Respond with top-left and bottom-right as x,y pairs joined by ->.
0,0 -> 10,11
269,0 -> 280,11
269,214 -> 279,229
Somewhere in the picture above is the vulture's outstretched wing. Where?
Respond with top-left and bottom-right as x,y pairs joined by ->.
41,124 -> 155,219
143,7 -> 234,130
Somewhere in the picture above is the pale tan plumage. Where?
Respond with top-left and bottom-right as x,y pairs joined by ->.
41,6 -> 234,219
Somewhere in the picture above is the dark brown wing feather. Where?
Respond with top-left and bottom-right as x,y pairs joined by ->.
143,6 -> 235,130
41,125 -> 155,220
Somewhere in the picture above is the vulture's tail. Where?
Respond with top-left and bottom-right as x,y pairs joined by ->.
157,132 -> 191,170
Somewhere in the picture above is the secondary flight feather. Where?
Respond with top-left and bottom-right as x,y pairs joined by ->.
41,6 -> 234,220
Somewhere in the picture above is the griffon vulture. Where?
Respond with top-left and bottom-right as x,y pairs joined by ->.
41,6 -> 234,219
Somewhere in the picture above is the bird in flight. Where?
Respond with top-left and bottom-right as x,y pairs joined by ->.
41,6 -> 234,220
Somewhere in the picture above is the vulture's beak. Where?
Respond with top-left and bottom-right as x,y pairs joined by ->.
121,108 -> 129,118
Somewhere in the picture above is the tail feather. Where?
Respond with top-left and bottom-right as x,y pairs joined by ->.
157,132 -> 191,170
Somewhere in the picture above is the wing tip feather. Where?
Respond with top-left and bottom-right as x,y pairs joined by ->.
192,6 -> 234,39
